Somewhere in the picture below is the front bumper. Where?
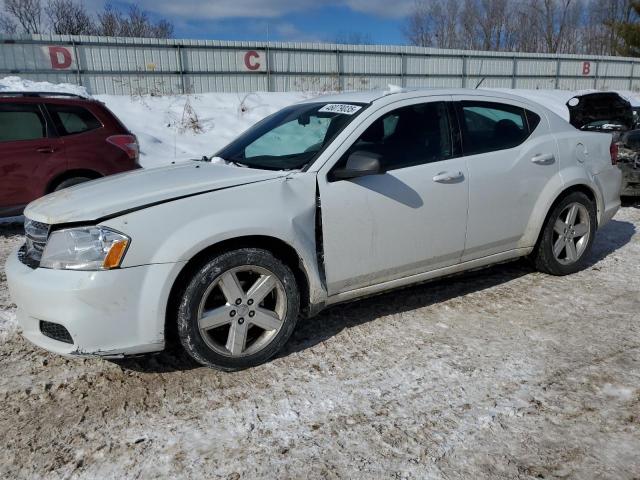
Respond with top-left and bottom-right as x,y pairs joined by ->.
5,248 -> 182,357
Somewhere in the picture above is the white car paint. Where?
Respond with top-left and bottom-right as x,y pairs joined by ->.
5,88 -> 622,357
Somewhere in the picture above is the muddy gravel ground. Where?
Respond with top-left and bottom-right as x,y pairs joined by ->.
0,206 -> 639,480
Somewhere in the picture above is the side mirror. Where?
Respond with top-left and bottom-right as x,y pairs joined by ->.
331,151 -> 384,181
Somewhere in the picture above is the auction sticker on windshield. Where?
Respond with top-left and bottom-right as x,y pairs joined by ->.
318,104 -> 362,115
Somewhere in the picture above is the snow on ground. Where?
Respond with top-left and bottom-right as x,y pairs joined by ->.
4,75 -> 640,170
0,204 -> 638,479
1,76 -> 639,478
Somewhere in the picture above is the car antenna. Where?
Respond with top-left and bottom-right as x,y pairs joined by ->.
475,77 -> 486,89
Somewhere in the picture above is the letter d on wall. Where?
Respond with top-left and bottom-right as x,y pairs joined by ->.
46,46 -> 74,69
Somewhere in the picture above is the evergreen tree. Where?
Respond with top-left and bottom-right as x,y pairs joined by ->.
614,1 -> 640,56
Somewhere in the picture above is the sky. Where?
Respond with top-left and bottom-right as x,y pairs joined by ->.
99,0 -> 415,44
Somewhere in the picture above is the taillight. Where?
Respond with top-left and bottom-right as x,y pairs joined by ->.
610,141 -> 618,166
107,135 -> 139,162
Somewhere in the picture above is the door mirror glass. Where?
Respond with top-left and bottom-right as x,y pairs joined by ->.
331,151 -> 384,180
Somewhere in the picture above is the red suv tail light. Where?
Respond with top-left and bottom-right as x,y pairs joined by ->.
610,141 -> 618,166
107,135 -> 139,162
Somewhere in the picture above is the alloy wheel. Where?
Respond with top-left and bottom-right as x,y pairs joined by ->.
196,265 -> 287,357
552,202 -> 591,265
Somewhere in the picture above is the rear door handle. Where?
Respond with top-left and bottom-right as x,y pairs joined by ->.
531,153 -> 555,165
432,171 -> 464,183
36,146 -> 56,154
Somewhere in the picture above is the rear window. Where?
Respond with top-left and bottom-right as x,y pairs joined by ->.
47,104 -> 102,135
459,101 -> 534,155
0,104 -> 47,142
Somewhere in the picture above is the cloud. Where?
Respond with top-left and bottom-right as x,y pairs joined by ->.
128,0 -> 415,20
343,0 -> 415,18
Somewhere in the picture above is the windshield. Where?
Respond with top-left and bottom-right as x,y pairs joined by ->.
215,102 -> 366,170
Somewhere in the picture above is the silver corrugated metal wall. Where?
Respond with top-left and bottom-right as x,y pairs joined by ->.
2,34 -> 640,94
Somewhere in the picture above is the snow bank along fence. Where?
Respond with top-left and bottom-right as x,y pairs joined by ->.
3,34 -> 640,95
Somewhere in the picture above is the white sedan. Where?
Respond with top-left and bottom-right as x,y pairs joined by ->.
5,89 -> 622,370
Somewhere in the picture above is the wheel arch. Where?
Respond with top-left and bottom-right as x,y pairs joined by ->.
46,169 -> 102,193
530,182 -> 599,251
164,235 -> 313,349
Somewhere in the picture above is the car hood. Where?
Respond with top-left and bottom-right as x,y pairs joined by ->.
567,92 -> 634,131
25,162 -> 288,225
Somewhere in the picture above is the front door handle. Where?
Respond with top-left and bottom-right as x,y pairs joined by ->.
36,146 -> 56,154
531,153 -> 555,165
433,171 -> 464,183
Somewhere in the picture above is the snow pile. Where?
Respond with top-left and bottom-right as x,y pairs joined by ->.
0,76 -> 90,97
383,84 -> 405,95
95,92 -> 314,167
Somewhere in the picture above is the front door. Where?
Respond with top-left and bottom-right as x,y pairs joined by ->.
0,103 -> 65,214
318,99 -> 469,295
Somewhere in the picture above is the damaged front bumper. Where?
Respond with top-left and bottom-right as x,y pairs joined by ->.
5,247 -> 177,358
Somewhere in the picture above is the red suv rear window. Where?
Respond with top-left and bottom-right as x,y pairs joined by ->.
47,104 -> 102,136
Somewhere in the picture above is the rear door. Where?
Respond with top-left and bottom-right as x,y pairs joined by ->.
0,102 -> 66,212
452,96 -> 560,261
45,103 -> 106,172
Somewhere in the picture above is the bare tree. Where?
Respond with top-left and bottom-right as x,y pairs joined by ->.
533,0 -> 580,53
3,0 -> 42,33
45,0 -> 95,35
96,3 -> 121,37
0,12 -> 16,34
402,0 -> 462,48
95,3 -> 173,38
403,0 -> 632,55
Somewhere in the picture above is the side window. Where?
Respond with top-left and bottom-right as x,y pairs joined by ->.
460,101 -> 530,155
341,101 -> 452,171
526,110 -> 541,132
0,104 -> 47,142
47,104 -> 102,135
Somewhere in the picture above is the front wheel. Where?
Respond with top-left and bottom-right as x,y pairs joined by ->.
532,191 -> 597,275
177,248 -> 300,371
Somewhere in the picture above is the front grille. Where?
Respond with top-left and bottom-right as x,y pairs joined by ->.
20,219 -> 50,269
39,321 -> 73,344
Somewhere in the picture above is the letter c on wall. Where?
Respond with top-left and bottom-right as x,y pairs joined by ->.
244,51 -> 261,71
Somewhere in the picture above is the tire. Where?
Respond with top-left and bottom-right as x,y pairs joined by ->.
177,248 -> 300,371
53,176 -> 93,191
532,191 -> 597,276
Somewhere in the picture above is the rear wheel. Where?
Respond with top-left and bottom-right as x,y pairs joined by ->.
53,176 -> 93,191
532,191 -> 596,275
177,248 -> 300,371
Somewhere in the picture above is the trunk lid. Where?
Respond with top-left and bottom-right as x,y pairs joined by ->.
567,92 -> 634,132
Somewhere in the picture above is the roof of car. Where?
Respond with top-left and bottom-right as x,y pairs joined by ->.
0,91 -> 94,101
299,87 -> 543,106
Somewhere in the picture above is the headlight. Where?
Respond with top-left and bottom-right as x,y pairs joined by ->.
40,226 -> 130,271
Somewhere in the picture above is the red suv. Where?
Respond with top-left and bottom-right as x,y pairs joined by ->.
0,92 -> 140,217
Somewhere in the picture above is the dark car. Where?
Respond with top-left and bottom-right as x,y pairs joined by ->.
0,92 -> 140,217
566,92 -> 640,197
